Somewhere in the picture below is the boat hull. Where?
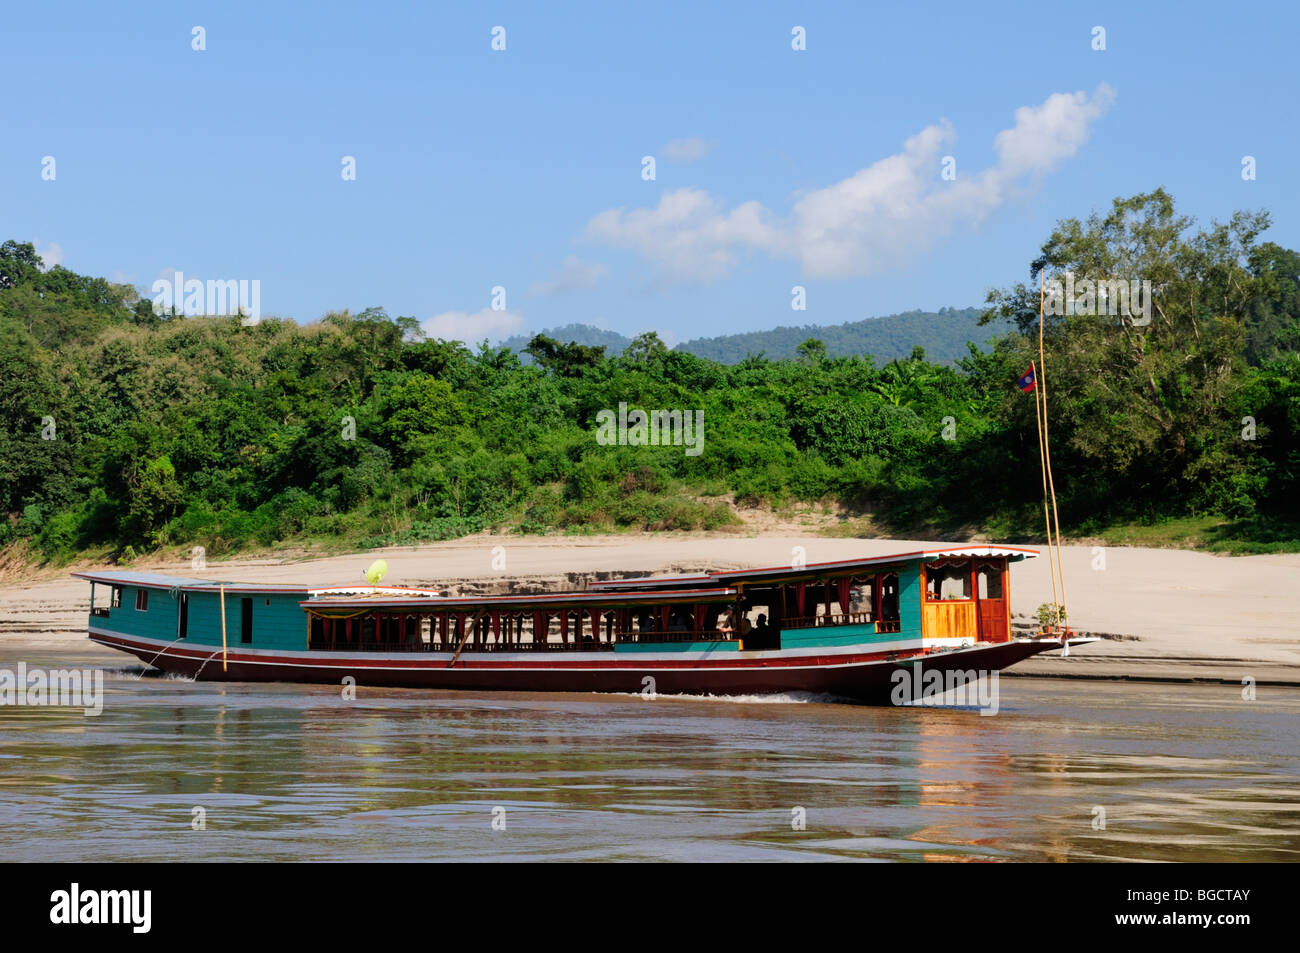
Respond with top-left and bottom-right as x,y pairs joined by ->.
89,628 -> 1069,703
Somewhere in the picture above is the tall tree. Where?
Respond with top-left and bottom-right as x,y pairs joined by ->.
983,188 -> 1271,512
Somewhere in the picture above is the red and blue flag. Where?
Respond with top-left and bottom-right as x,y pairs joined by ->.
1017,365 -> 1037,393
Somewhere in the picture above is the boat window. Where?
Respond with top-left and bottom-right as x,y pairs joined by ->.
850,582 -> 873,617
111,586 -> 122,609
977,564 -> 1004,599
926,562 -> 971,600
241,598 -> 253,644
878,573 -> 900,623
135,589 -> 148,611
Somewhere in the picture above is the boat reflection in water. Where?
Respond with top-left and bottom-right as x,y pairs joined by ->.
4,666 -> 1293,862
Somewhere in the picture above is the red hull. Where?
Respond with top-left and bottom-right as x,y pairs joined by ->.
91,630 -> 1063,703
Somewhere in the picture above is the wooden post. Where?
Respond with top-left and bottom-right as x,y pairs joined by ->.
736,582 -> 745,650
219,583 -> 228,672
448,608 -> 487,668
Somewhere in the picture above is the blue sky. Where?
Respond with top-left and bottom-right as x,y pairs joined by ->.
4,1 -> 1295,345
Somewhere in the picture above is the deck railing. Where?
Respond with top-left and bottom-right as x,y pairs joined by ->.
306,620 -> 913,653
615,628 -> 736,644
309,637 -> 625,653
307,627 -> 740,653
783,612 -> 879,630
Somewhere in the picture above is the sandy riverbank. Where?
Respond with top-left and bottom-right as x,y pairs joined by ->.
3,535 -> 1298,685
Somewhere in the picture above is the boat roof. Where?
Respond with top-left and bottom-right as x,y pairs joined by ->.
69,570 -> 440,598
589,545 -> 1039,591
71,544 -> 1034,606
301,586 -> 739,612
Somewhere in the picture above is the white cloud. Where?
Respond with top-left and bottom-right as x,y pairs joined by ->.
529,255 -> 608,296
994,86 -> 1117,176
33,239 -> 63,270
421,308 -> 524,343
661,137 -> 715,162
586,188 -> 782,284
588,85 -> 1116,283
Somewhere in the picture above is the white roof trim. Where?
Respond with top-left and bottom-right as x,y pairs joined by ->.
921,547 -> 1039,560
306,585 -> 443,598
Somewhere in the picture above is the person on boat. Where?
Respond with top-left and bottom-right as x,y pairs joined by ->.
717,608 -> 735,636
752,613 -> 770,637
737,611 -> 752,638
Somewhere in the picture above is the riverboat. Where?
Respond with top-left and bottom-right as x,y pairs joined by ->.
75,545 -> 1087,703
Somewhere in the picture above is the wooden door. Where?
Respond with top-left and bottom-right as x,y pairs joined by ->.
975,562 -> 1008,642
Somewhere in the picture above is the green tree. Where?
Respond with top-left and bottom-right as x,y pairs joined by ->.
523,333 -> 606,376
796,337 -> 827,364
623,331 -> 669,365
983,189 -> 1270,515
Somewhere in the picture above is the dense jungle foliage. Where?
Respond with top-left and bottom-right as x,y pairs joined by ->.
3,190 -> 1297,562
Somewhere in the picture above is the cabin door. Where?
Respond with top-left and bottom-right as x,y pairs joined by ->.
177,592 -> 188,640
975,562 -> 1007,643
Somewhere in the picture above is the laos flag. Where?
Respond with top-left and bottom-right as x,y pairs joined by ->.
1017,364 -> 1037,393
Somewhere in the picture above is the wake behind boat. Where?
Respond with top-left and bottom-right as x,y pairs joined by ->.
74,545 -> 1088,704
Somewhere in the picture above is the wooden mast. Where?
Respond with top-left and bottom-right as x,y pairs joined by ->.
1036,270 -> 1068,638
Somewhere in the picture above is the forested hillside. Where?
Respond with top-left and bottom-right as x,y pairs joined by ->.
500,307 -> 1011,365
3,190 -> 1298,563
678,307 -> 1012,363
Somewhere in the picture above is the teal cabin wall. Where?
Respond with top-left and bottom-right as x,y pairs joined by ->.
775,559 -> 923,649
780,624 -> 897,649
898,562 -> 922,638
186,591 -> 308,650
92,586 -> 184,643
92,585 -> 309,651
613,640 -> 739,653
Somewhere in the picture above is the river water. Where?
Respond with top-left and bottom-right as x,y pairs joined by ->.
2,643 -> 1298,862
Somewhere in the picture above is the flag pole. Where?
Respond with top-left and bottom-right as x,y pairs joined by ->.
1037,270 -> 1068,639
1034,353 -> 1055,613
1032,356 -> 1060,621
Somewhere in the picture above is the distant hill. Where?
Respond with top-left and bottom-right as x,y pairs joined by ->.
679,307 -> 1011,364
500,324 -> 636,362
502,308 -> 1013,365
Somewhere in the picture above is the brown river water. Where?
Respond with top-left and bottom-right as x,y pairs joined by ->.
2,643 -> 1298,862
